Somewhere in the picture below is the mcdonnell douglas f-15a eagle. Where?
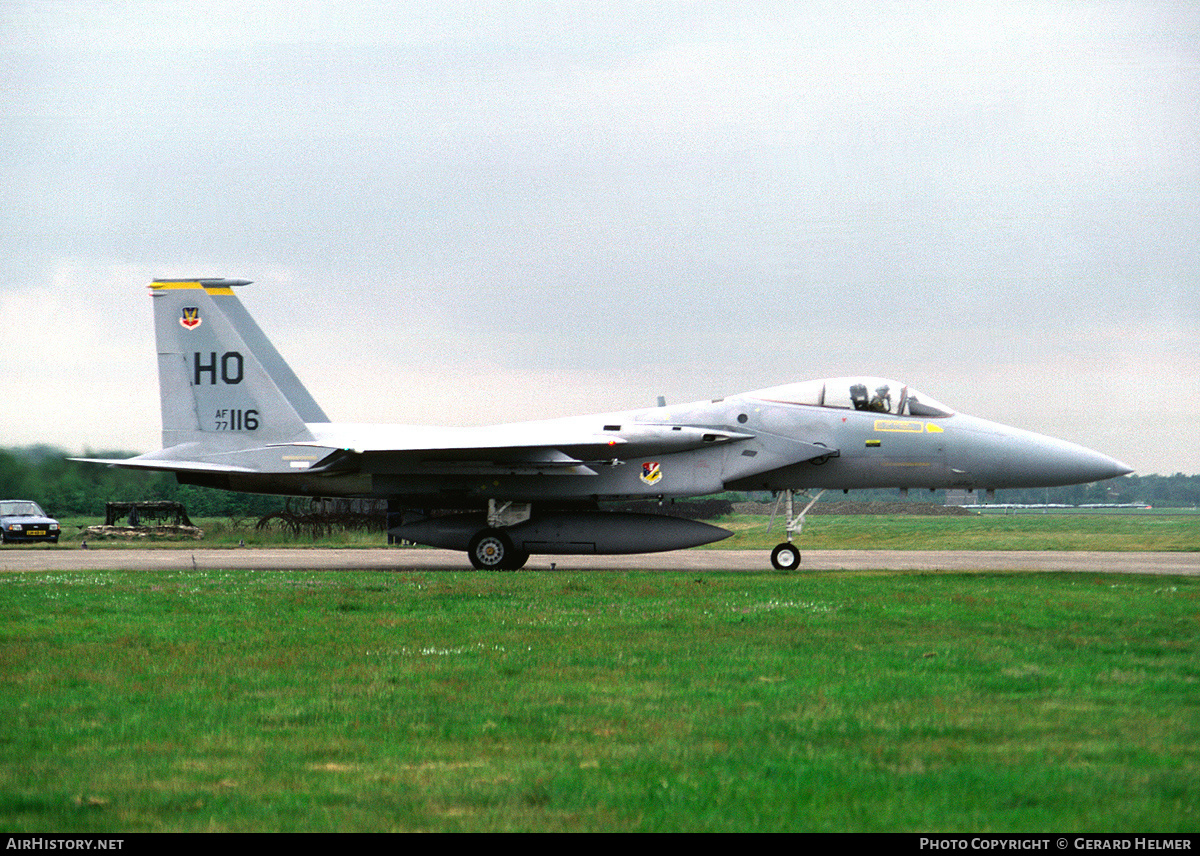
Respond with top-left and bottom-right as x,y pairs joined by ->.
76,279 -> 1133,570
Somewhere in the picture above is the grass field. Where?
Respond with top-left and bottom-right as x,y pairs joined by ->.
2,565 -> 1198,832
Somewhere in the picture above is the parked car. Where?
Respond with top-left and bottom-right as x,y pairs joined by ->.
0,500 -> 60,544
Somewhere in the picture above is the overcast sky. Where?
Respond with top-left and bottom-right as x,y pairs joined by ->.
2,1 -> 1196,475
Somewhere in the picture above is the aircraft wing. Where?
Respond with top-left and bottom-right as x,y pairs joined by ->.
74,423 -> 760,478
74,445 -> 608,478
303,422 -> 751,453
297,422 -> 758,477
302,445 -> 606,477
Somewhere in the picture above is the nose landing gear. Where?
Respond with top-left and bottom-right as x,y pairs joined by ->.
768,489 -> 825,570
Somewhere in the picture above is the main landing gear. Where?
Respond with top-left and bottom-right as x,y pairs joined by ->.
768,489 -> 825,570
467,528 -> 529,571
466,500 -> 531,571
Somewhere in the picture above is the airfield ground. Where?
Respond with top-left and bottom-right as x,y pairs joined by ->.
3,512 -> 1197,832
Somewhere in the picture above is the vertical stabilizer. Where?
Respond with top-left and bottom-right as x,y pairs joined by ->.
204,288 -> 329,422
150,279 -> 317,448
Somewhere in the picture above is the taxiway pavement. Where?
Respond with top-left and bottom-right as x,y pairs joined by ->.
1,548 -> 1197,575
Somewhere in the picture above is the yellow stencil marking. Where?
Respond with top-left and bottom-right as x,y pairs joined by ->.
874,420 -> 925,433
148,281 -> 204,291
147,281 -> 235,295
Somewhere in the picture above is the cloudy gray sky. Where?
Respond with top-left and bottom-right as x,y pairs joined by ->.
3,1 -> 1196,475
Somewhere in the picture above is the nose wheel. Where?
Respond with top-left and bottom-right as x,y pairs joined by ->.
770,542 -> 800,569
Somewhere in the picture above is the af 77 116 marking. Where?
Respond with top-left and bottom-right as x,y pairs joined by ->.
75,279 -> 1132,570
214,409 -> 259,431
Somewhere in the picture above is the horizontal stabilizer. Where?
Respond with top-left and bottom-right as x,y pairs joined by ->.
69,456 -> 257,474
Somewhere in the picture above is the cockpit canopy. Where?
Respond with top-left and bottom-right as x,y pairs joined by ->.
746,377 -> 954,418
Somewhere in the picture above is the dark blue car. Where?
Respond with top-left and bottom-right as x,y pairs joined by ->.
0,500 -> 60,544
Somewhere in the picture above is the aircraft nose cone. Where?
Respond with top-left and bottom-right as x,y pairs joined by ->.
1013,437 -> 1134,487
951,416 -> 1134,488
1033,440 -> 1135,487
1060,448 -> 1134,485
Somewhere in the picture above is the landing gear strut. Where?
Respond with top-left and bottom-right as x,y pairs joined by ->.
768,489 -> 825,570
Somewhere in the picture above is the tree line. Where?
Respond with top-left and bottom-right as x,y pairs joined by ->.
2,445 -> 1198,519
838,474 -> 1200,507
0,446 -> 280,518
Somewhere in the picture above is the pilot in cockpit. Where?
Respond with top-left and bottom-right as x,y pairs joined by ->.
850,382 -> 893,413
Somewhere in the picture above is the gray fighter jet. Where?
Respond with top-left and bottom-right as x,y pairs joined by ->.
76,279 -> 1132,570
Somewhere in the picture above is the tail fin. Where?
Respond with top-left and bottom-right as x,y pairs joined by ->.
150,279 -> 322,448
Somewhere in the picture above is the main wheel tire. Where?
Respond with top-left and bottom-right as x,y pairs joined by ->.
467,529 -> 527,571
770,542 -> 801,570
502,548 -> 529,571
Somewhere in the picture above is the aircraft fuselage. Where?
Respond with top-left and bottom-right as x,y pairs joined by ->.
174,394 -> 1128,504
